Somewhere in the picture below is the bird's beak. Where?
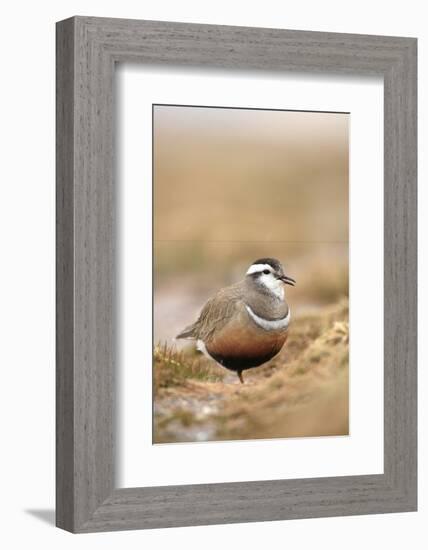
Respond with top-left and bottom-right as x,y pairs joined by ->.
278,274 -> 296,286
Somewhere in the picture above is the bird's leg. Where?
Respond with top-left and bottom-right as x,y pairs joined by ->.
237,370 -> 244,384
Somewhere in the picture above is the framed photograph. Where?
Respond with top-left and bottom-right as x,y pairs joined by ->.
56,16 -> 417,532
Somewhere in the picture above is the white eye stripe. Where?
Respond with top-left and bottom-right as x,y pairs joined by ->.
246,263 -> 273,275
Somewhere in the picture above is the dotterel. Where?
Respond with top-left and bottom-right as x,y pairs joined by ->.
176,258 -> 295,383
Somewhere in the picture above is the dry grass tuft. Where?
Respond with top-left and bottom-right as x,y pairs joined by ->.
154,343 -> 225,392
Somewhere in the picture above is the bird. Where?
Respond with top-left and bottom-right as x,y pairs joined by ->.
176,258 -> 295,383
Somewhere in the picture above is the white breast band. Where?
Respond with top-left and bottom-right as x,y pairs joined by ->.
245,304 -> 291,331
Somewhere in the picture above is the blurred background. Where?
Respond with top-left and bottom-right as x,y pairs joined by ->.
153,105 -> 349,344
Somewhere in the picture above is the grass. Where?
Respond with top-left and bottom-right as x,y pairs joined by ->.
153,298 -> 349,443
154,343 -> 225,391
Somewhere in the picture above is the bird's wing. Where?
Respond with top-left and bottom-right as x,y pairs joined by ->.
176,282 -> 244,341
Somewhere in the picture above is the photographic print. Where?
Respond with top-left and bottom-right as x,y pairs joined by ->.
153,104 -> 349,444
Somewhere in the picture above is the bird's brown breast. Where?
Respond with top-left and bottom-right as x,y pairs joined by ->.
205,305 -> 288,368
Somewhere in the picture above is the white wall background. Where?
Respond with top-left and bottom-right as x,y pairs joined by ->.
0,1 -> 424,548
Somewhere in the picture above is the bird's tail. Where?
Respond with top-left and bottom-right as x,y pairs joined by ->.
176,323 -> 197,340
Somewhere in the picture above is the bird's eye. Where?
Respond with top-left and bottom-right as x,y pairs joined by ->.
263,269 -> 270,275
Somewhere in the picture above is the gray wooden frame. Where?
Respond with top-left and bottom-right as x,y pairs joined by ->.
56,16 -> 417,533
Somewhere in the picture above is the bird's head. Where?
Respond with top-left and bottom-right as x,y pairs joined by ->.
245,257 -> 295,299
